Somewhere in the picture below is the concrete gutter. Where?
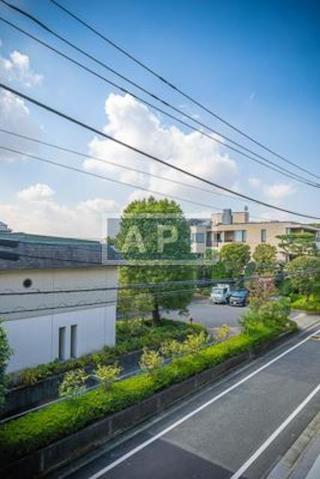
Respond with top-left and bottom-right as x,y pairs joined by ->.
267,412 -> 320,479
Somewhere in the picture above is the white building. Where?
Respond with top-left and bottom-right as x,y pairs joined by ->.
0,229 -> 123,373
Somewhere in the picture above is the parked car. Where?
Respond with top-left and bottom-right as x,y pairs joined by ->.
229,289 -> 249,307
210,285 -> 231,304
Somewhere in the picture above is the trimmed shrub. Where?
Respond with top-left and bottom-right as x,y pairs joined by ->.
0,324 -> 288,461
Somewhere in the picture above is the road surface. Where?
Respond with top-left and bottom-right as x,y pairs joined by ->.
168,297 -> 248,332
60,317 -> 320,479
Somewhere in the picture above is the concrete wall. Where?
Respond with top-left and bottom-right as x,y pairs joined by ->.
0,266 -> 118,373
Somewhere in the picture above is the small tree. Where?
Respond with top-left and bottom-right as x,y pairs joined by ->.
285,256 -> 320,298
139,348 -> 163,375
220,243 -> 251,278
253,244 -> 277,274
160,339 -> 183,358
59,368 -> 89,399
0,322 -> 11,408
246,276 -> 276,310
214,324 -> 231,342
95,364 -> 122,390
182,331 -> 207,354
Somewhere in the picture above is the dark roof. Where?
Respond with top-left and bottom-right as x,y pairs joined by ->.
0,231 -> 123,271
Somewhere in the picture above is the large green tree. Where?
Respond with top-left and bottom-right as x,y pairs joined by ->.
285,255 -> 320,297
220,243 -> 251,279
117,197 -> 195,324
277,232 -> 317,259
253,243 -> 277,274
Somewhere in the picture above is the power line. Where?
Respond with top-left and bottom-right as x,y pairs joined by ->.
0,144 -> 231,213
1,268 -> 319,315
1,6 -> 320,188
0,128 -> 250,204
0,287 -> 198,315
1,83 -> 319,221
0,128 -> 297,223
0,279 -> 213,296
48,0 -> 320,180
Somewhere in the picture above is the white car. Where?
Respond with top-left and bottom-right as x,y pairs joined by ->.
210,286 -> 231,304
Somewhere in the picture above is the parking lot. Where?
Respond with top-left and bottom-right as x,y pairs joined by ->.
168,297 -> 248,334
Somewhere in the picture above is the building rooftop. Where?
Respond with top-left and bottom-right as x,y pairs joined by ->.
0,230 -> 123,271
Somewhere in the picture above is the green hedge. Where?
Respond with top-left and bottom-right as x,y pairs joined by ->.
0,326 -> 285,461
291,295 -> 320,313
10,319 -> 204,387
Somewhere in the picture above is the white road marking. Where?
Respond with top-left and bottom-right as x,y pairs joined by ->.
88,327 -> 320,479
230,382 -> 320,479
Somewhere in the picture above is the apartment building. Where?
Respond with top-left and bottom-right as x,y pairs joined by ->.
0,228 -> 124,373
190,208 -> 320,259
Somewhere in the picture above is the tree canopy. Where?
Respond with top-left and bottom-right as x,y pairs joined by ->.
285,255 -> 320,297
253,243 -> 277,274
116,197 -> 195,324
220,243 -> 251,278
277,232 -> 317,259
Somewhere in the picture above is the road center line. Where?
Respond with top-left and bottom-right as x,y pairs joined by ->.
230,382 -> 320,479
88,327 -> 320,479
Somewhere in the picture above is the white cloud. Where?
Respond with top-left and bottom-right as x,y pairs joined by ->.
0,49 -> 43,87
248,177 -> 296,200
0,90 -> 42,161
248,177 -> 262,188
17,183 -> 55,202
0,185 -> 119,238
84,94 -> 238,203
263,182 -> 296,200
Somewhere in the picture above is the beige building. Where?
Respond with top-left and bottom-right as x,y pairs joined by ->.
190,208 -> 320,260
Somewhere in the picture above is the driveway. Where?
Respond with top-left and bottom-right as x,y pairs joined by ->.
167,297 -> 248,334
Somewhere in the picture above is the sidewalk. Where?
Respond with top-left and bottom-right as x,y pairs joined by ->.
267,409 -> 320,479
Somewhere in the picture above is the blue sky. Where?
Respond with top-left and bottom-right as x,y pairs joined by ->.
0,0 -> 319,237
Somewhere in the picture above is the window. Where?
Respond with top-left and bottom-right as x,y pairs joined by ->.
70,324 -> 78,358
261,229 -> 267,243
234,230 -> 247,242
58,327 -> 66,360
191,233 -> 205,243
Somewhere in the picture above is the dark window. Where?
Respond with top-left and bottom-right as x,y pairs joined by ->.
261,229 -> 267,242
58,327 -> 66,360
23,278 -> 32,288
70,325 -> 78,358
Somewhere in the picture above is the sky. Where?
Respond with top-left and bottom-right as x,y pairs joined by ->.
0,0 -> 319,238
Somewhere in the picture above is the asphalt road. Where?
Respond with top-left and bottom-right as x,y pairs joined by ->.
168,298 -> 248,332
63,318 -> 320,479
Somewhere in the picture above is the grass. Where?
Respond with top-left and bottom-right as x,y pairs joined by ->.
0,324 -> 289,462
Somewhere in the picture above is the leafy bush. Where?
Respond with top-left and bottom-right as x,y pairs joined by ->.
58,369 -> 89,399
95,364 -> 122,390
160,339 -> 184,358
240,298 -> 293,336
291,295 -> 320,313
214,324 -> 231,343
182,331 -> 208,354
139,348 -> 163,374
9,319 -> 205,388
0,323 -> 290,462
0,322 -> 11,407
